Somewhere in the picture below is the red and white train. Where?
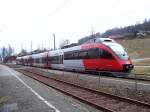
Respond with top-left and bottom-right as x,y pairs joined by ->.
16,38 -> 134,75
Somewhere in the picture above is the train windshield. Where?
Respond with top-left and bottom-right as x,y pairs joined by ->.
106,43 -> 129,60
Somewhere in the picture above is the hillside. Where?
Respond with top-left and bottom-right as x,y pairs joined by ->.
117,37 -> 150,59
101,19 -> 150,38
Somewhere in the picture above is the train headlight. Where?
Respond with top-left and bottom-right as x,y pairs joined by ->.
126,66 -> 129,69
123,64 -> 134,72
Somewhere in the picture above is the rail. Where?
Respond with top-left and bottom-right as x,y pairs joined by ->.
16,68 -> 150,112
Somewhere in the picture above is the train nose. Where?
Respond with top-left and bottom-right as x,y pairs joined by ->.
123,64 -> 134,72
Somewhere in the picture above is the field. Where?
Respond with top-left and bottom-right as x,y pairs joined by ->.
133,67 -> 150,75
133,59 -> 150,66
117,37 -> 150,75
117,37 -> 150,66
117,37 -> 150,59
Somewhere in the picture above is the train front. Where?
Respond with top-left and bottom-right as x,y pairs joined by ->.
104,42 -> 134,73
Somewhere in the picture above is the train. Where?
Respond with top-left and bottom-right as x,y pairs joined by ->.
16,38 -> 134,76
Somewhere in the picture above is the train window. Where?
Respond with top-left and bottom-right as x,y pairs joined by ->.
51,56 -> 60,64
65,49 -> 100,60
87,48 -> 99,59
101,49 -> 113,59
78,50 -> 88,59
46,57 -> 50,64
61,55 -> 64,64
42,58 -> 45,64
35,58 -> 40,63
47,57 -> 51,62
64,51 -> 76,60
64,52 -> 71,60
74,52 -> 78,59
64,52 -> 67,60
39,58 -> 42,63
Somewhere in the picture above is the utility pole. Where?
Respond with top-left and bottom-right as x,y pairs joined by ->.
53,34 -> 56,50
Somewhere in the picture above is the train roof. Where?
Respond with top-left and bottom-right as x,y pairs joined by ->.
17,38 -> 118,58
85,37 -> 115,43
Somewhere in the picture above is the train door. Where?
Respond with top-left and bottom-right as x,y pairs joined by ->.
100,49 -> 116,71
57,55 -> 63,69
29,56 -> 33,66
59,55 -> 63,64
47,53 -> 51,68
46,53 -> 48,68
43,56 -> 47,68
83,48 -> 100,70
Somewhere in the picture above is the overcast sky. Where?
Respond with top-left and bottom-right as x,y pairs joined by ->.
0,0 -> 150,53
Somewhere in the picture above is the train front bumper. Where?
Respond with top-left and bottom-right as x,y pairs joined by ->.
123,64 -> 134,72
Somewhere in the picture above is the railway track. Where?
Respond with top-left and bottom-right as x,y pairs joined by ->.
121,76 -> 150,83
38,67 -> 150,83
5,64 -> 150,82
16,68 -> 150,112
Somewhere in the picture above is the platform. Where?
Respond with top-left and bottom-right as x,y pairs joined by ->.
0,65 -> 101,112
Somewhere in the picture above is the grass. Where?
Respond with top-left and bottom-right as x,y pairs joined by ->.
134,67 -> 150,75
116,37 -> 150,75
117,37 -> 150,59
0,96 -> 7,104
133,59 -> 150,66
